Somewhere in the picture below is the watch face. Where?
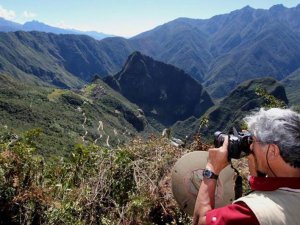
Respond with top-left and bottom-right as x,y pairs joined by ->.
203,169 -> 212,178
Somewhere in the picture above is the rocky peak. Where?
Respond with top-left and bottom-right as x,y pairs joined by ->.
270,4 -> 287,11
104,51 -> 214,126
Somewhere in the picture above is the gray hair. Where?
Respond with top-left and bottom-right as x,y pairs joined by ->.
244,108 -> 300,168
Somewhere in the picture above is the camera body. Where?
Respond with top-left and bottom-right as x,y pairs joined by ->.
214,128 -> 253,160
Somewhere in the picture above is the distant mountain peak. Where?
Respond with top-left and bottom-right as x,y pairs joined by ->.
127,51 -> 144,62
269,4 -> 288,15
120,51 -> 154,77
270,4 -> 287,11
25,20 -> 42,24
23,20 -> 54,29
242,5 -> 254,10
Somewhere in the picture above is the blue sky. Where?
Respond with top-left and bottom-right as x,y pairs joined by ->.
0,0 -> 299,37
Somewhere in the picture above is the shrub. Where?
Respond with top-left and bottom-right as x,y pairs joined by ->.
0,131 -> 193,224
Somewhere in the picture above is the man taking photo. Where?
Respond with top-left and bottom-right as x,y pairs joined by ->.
193,108 -> 300,225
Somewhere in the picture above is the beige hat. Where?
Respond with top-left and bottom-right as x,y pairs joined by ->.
171,151 -> 236,216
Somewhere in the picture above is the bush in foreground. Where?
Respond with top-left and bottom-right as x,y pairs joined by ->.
0,131 -> 194,225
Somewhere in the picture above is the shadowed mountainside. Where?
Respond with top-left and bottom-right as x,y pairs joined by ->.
104,51 -> 214,127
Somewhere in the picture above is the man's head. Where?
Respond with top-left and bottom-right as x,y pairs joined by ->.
244,108 -> 300,170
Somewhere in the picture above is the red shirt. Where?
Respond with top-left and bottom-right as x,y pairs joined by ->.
206,176 -> 300,225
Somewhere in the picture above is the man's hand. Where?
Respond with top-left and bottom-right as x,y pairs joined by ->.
206,136 -> 230,174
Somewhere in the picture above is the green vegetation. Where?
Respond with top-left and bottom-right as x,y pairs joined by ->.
0,73 -> 152,157
254,87 -> 287,109
0,31 -> 134,88
282,68 -> 300,105
0,130 -> 192,225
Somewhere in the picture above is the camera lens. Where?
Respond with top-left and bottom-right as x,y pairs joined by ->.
213,129 -> 252,160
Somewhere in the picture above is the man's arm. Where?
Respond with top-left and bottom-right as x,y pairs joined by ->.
193,137 -> 229,225
193,178 -> 217,225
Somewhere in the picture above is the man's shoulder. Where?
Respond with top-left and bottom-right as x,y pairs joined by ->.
236,189 -> 300,225
205,202 -> 259,225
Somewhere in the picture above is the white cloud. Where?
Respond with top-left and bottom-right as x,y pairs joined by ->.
22,11 -> 36,19
0,5 -> 16,20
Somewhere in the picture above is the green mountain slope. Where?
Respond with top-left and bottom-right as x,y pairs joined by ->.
0,31 -> 134,88
172,77 -> 288,139
282,68 -> 300,105
0,73 -> 153,156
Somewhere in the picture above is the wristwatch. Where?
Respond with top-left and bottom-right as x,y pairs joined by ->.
202,169 -> 219,180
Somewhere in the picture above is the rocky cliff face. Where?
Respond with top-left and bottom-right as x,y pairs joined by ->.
104,51 -> 214,126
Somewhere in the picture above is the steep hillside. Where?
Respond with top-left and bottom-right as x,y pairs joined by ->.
282,68 -> 300,105
104,52 -> 214,127
172,77 -> 288,139
131,19 -> 212,82
0,73 -> 153,156
203,20 -> 300,98
0,31 -> 134,88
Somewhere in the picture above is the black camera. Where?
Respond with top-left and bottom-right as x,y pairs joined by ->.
214,127 -> 253,160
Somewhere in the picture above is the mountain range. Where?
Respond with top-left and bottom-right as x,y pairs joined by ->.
1,4 -> 300,102
0,18 -> 113,40
130,4 -> 300,99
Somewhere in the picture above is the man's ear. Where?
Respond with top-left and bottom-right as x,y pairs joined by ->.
270,144 -> 281,158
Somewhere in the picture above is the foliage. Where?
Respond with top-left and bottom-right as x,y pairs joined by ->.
255,87 -> 287,109
0,130 -> 192,224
